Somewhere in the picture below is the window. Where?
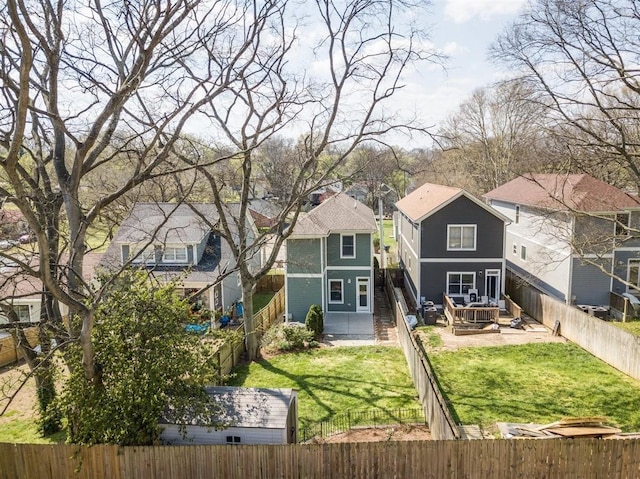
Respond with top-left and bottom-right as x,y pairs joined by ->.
628,259 -> 640,291
515,205 -> 520,224
447,225 -> 476,251
226,436 -> 241,444
15,305 -> 30,322
341,234 -> 355,258
521,245 -> 527,261
162,246 -> 188,263
616,213 -> 630,236
447,273 -> 475,295
512,243 -> 517,255
329,279 -> 344,303
131,245 -> 155,263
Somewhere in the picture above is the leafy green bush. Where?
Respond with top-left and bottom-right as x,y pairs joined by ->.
261,323 -> 317,353
305,304 -> 324,339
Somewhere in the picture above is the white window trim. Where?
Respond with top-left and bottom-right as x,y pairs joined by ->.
328,279 -> 344,304
447,225 -> 477,251
162,246 -> 189,263
131,245 -> 156,264
628,259 -> 640,292
615,212 -> 630,237
340,234 -> 356,259
446,272 -> 476,296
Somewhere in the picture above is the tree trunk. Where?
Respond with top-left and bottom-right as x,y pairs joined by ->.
241,279 -> 258,361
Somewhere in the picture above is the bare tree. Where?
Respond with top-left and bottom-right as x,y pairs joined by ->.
491,0 -> 640,191
175,0 -> 439,360
439,81 -> 547,194
0,0 -> 291,421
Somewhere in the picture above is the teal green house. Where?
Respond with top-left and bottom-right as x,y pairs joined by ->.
285,193 -> 377,322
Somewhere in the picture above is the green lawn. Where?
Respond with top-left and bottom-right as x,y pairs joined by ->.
612,319 -> 640,336
0,415 -> 66,444
428,342 -> 640,432
253,292 -> 276,312
228,346 -> 419,426
373,219 -> 398,267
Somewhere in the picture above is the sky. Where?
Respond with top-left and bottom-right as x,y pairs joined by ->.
399,0 -> 528,147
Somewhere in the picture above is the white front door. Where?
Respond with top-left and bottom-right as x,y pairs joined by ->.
356,277 -> 370,312
485,269 -> 501,302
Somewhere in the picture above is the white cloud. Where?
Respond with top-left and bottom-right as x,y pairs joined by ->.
444,0 -> 526,24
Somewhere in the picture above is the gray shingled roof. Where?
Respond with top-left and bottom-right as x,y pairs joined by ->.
162,387 -> 296,429
289,192 -> 377,236
111,203 -> 217,244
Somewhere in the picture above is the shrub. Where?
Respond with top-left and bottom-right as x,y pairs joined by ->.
261,323 -> 316,354
373,256 -> 380,269
305,304 -> 324,339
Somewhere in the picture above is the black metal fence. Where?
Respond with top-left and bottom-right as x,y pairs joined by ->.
299,408 -> 426,443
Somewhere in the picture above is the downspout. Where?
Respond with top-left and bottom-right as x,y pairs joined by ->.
567,215 -> 575,305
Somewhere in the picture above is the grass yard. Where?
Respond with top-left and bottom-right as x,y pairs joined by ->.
252,291 -> 276,312
612,319 -> 640,337
373,219 -> 398,267
228,346 -> 419,427
0,415 -> 65,444
428,342 -> 640,432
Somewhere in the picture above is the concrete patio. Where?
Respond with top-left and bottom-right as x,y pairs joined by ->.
322,312 -> 375,345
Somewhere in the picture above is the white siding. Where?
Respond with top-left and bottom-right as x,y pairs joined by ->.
491,200 -> 573,302
160,425 -> 286,445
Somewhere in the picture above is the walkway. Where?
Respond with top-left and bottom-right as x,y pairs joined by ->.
374,287 -> 398,345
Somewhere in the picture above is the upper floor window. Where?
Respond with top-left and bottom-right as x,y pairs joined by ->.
521,245 -> 527,261
131,245 -> 156,264
341,234 -> 355,258
615,213 -> 630,236
515,205 -> 520,224
163,246 -> 188,263
447,225 -> 476,251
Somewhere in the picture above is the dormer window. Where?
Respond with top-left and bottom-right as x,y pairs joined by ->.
162,246 -> 188,263
131,245 -> 156,264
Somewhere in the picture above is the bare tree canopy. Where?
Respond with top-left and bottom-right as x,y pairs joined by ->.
439,81 -> 548,194
0,0 -> 304,386
491,0 -> 640,191
175,0 -> 440,359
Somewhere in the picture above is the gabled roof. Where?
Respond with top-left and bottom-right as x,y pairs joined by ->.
111,203 -> 216,245
289,193 -> 377,236
162,387 -> 296,429
395,182 -> 508,223
484,174 -> 640,212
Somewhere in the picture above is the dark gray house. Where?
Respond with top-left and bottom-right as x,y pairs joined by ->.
285,193 -> 377,322
160,387 -> 298,445
396,182 -> 509,308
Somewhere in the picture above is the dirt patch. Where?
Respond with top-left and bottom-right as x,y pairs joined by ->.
0,362 -> 37,424
418,319 -> 567,352
315,424 -> 431,443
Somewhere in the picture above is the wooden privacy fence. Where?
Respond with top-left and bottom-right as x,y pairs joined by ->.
507,272 -> 640,381
385,271 -> 460,440
2,439 -> 640,478
256,274 -> 284,293
213,288 -> 285,381
0,328 -> 39,368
